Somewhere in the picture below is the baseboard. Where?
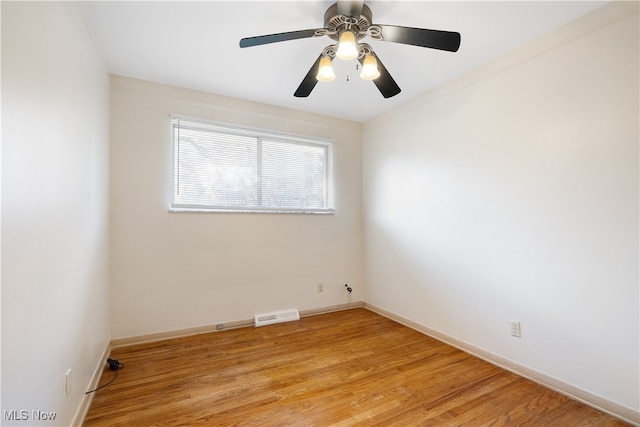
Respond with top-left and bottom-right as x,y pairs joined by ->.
111,301 -> 365,348
300,301 -> 365,317
364,303 -> 639,426
71,341 -> 111,426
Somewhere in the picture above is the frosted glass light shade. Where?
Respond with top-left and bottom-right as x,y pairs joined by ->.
316,56 -> 336,82
360,54 -> 380,80
336,31 -> 358,60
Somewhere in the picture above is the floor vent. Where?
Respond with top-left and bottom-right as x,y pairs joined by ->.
254,309 -> 300,327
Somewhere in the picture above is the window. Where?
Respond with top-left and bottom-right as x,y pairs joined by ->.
170,116 -> 335,214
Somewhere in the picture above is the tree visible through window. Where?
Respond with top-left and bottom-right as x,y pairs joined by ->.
170,117 -> 335,213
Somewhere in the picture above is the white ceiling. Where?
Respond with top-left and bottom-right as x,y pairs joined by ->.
79,1 -> 608,122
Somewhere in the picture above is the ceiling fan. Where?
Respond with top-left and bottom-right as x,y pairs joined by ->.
239,0 -> 461,99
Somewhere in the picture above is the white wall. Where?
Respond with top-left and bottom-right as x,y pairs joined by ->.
109,76 -> 363,339
1,2 -> 111,425
363,1 -> 639,419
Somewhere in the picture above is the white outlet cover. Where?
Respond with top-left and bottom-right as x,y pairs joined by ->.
510,321 -> 521,338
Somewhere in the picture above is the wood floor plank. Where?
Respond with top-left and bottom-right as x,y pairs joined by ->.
83,309 -> 630,426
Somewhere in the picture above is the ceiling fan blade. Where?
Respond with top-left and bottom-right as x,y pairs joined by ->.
294,54 -> 323,98
359,54 -> 401,98
337,0 -> 364,18
240,29 -> 322,48
377,24 -> 461,52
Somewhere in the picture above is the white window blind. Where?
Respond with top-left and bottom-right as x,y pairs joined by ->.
170,116 -> 335,214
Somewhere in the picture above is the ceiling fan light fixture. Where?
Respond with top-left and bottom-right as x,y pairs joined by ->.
316,56 -> 336,82
360,53 -> 381,80
336,31 -> 358,60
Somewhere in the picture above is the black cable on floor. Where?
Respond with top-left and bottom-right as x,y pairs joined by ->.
85,358 -> 124,394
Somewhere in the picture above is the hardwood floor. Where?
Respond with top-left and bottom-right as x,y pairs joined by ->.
84,308 -> 628,426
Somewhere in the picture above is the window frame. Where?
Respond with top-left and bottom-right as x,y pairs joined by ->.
169,115 -> 335,214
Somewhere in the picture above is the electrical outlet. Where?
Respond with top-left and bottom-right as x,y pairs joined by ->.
65,369 -> 72,397
317,283 -> 323,293
510,321 -> 521,338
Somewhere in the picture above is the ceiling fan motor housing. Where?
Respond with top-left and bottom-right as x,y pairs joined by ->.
323,3 -> 373,40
